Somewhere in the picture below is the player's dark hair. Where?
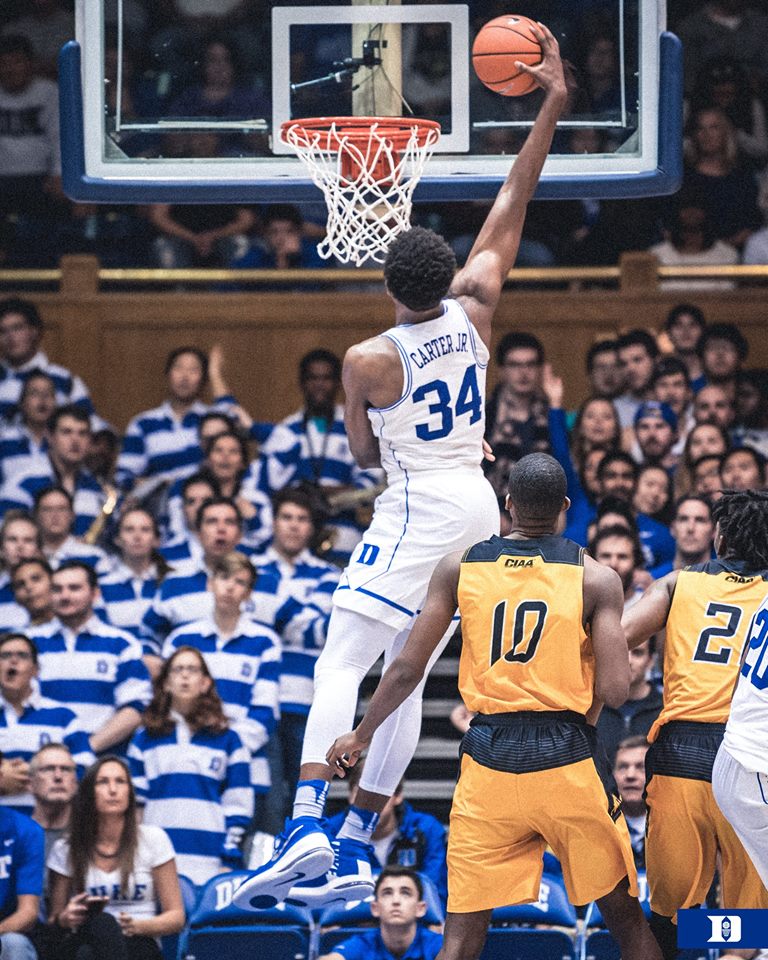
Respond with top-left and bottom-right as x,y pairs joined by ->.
585,339 -> 618,374
54,560 -> 98,590
164,346 -> 209,384
299,349 -> 341,383
496,331 -> 545,368
616,329 -> 659,359
383,227 -> 456,311
712,490 -> 768,568
506,454 -> 567,522
664,303 -> 706,332
698,322 -> 749,362
374,866 -> 424,901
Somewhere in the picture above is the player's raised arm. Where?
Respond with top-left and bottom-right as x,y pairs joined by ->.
326,551 -> 461,772
621,571 -> 678,649
584,556 -> 631,708
450,23 -> 567,345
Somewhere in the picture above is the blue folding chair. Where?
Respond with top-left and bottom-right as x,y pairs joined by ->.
317,872 -> 445,957
581,873 -> 713,960
480,875 -> 579,960
162,873 -> 198,960
177,871 -> 312,960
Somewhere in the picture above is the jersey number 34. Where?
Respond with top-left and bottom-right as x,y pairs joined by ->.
412,365 -> 482,441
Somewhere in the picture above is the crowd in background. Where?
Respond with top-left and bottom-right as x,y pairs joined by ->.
1,0 -> 768,270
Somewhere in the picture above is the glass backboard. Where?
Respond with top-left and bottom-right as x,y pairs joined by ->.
60,0 -> 682,202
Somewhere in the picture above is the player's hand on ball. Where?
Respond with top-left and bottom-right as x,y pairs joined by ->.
516,23 -> 566,98
327,732 -> 368,776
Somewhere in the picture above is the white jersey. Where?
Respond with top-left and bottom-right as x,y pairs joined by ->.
369,299 -> 488,484
723,591 -> 768,774
336,300 -> 499,629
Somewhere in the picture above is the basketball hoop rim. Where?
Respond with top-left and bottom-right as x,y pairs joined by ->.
280,115 -> 441,150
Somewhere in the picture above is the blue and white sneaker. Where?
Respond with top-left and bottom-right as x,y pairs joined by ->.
232,817 -> 334,911
284,837 -> 376,909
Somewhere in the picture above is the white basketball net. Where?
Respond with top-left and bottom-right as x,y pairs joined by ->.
281,117 -> 441,266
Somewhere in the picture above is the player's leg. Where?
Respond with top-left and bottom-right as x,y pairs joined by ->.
350,619 -> 457,813
233,607 -> 399,909
434,910 -> 492,960
713,744 -> 768,890
597,877 -> 663,960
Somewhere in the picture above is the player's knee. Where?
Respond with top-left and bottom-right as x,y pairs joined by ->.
313,662 -> 367,690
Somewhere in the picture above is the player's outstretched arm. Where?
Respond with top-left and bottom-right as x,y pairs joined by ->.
621,571 -> 679,649
450,22 -> 567,346
585,556 -> 631,708
326,551 -> 461,773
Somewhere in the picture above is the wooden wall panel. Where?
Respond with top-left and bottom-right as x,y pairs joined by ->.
20,257 -> 768,431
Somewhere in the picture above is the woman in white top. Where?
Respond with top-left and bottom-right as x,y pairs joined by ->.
47,756 -> 184,960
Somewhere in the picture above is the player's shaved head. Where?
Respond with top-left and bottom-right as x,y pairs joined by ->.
506,453 -> 567,521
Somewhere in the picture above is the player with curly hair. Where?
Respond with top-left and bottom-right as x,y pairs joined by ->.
622,490 -> 768,960
235,22 -> 568,913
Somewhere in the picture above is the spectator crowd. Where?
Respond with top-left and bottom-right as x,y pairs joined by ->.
2,0 -> 768,271
0,288 -> 761,956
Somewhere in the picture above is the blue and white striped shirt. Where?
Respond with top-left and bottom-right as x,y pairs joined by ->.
0,681 -> 95,813
0,573 -> 29,634
0,422 -> 47,484
115,397 -> 236,492
140,559 -> 282,654
99,561 -> 164,649
159,535 -> 202,565
129,719 -> 253,885
161,615 -> 281,791
0,351 -> 94,422
28,615 -> 152,735
45,536 -> 112,576
164,463 -> 273,553
254,547 -> 338,715
258,404 -> 383,565
0,457 -> 105,537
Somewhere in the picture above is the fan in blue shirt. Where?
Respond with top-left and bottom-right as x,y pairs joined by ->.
0,806 -> 44,959
320,868 -> 442,960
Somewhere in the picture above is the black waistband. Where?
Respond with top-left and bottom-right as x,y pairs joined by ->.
470,710 -> 586,727
660,720 -> 727,738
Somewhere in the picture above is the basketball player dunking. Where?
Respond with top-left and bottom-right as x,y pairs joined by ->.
328,455 -> 662,960
235,23 -> 567,912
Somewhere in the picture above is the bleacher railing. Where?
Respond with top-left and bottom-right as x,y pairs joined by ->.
1,254 -> 768,290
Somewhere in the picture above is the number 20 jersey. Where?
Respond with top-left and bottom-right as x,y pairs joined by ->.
649,559 -> 768,741
368,299 -> 488,482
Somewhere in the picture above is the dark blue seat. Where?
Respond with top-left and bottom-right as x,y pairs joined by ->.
480,875 -> 579,960
177,871 -> 312,960
161,873 -> 197,960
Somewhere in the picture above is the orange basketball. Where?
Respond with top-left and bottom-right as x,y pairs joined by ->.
472,14 -> 542,97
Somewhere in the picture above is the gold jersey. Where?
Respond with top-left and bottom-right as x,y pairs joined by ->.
650,559 -> 768,741
457,534 -> 594,716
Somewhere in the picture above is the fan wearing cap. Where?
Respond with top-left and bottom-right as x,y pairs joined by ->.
632,402 -> 679,473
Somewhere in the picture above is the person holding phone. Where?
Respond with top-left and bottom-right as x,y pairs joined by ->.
46,756 -> 184,960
